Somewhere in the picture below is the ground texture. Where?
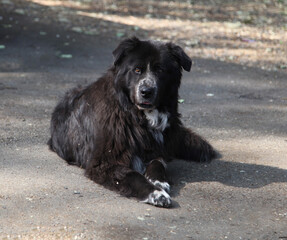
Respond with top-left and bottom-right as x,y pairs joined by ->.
0,1 -> 287,240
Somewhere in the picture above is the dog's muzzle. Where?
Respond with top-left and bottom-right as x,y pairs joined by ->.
136,79 -> 158,110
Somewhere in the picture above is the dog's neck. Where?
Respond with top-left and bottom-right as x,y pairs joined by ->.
144,109 -> 170,132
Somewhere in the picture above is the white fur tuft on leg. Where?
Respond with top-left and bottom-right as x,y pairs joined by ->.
147,178 -> 170,193
152,180 -> 170,193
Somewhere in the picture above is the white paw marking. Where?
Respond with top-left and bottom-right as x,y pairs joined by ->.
148,179 -> 170,193
142,189 -> 172,208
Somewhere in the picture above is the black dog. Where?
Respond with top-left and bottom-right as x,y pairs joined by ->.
49,37 -> 217,208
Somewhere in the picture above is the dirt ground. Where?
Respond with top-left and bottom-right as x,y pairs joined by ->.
2,0 -> 287,72
0,1 -> 287,240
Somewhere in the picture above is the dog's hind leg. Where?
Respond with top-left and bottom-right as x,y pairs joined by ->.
166,125 -> 219,162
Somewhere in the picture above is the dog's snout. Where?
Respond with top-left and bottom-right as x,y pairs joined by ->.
140,86 -> 155,99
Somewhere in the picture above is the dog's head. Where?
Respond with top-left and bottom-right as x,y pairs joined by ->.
112,37 -> 192,111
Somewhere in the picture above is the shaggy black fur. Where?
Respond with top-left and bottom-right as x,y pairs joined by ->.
49,37 -> 217,208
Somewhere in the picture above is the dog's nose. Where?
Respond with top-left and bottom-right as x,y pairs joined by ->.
140,86 -> 155,99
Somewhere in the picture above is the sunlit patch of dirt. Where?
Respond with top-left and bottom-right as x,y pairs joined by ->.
3,0 -> 287,72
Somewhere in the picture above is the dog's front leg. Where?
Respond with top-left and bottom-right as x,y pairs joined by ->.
87,165 -> 172,208
145,158 -> 170,193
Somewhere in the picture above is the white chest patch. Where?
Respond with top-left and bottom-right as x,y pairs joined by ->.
144,109 -> 170,132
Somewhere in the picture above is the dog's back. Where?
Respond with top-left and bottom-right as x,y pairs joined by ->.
49,85 -> 94,168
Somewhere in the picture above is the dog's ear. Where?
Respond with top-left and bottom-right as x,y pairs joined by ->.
167,43 -> 192,72
112,37 -> 141,110
113,37 -> 141,66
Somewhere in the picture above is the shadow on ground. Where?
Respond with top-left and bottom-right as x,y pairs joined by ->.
167,158 -> 287,197
0,5 -> 129,73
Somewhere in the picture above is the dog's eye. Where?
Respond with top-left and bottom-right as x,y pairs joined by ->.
134,68 -> 142,75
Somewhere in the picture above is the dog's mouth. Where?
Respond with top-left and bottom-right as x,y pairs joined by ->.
137,102 -> 154,110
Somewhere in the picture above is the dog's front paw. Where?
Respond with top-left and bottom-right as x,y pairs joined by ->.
142,189 -> 172,208
149,179 -> 170,193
